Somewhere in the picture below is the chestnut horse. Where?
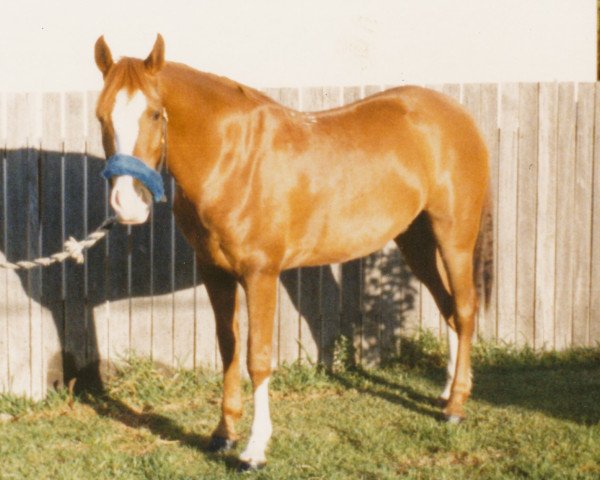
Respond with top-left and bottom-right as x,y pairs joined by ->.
94,34 -> 489,470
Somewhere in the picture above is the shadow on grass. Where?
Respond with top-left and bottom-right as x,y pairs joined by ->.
390,335 -> 600,425
83,391 -> 242,471
72,335 -> 599,475
328,367 -> 445,421
473,367 -> 600,425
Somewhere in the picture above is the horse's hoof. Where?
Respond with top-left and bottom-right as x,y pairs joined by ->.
207,436 -> 237,452
445,414 -> 464,425
238,460 -> 266,472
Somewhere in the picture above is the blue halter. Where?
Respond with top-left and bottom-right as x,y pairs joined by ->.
101,154 -> 166,202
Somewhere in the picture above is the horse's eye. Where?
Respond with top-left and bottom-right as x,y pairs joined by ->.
152,111 -> 162,121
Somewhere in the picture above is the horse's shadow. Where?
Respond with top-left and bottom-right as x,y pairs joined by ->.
0,148 -> 416,394
85,393 -> 243,470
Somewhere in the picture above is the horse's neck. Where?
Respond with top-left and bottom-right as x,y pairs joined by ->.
160,62 -> 258,113
158,64 -> 257,202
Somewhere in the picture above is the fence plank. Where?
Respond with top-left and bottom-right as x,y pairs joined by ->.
535,83 -> 558,349
276,246 -> 300,365
194,279 -> 218,370
0,93 -> 7,392
515,83 -> 539,346
151,176 -> 175,367
173,223 -> 196,368
129,220 -> 153,358
40,93 -> 67,389
63,92 -> 88,374
497,83 -> 520,343
24,96 -> 43,400
477,84 -> 499,341
378,241 -> 406,358
85,91 -> 110,375
5,93 -> 34,397
24,94 -> 42,398
554,83 -> 577,350
572,83 -> 595,347
107,224 -> 131,364
591,83 -> 600,346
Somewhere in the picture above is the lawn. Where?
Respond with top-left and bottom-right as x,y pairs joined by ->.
0,336 -> 599,479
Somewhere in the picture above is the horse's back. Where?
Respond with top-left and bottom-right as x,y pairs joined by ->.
307,85 -> 489,213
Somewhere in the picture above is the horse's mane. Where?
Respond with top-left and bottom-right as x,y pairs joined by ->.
97,57 -> 277,120
165,61 -> 276,107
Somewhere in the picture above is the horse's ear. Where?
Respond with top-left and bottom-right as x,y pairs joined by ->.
144,34 -> 165,75
94,36 -> 114,79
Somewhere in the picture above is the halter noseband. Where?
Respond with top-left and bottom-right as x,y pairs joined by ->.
101,109 -> 168,202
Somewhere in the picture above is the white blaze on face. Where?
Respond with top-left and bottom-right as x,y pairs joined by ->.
113,90 -> 147,155
110,90 -> 153,225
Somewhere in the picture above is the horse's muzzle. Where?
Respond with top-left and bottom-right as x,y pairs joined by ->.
110,175 -> 152,225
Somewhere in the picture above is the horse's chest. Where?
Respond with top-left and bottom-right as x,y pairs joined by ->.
173,194 -> 236,273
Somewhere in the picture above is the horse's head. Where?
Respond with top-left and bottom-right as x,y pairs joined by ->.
94,34 -> 167,225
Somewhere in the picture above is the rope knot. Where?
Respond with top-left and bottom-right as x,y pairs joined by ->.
63,236 -> 86,264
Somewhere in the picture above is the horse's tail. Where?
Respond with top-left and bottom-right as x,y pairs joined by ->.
474,186 -> 494,310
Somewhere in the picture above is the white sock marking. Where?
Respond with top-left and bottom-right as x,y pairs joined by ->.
441,328 -> 458,401
240,378 -> 272,466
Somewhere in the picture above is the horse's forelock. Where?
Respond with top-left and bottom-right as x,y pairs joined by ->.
98,58 -> 158,118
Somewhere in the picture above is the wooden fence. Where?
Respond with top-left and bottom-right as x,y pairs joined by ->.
0,83 -> 599,399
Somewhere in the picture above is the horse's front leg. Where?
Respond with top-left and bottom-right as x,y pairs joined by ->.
199,265 -> 243,451
238,271 -> 278,471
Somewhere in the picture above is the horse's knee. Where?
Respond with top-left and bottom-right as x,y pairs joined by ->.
247,347 -> 273,388
248,366 -> 271,390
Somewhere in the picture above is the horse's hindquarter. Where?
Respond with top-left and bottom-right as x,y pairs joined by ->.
275,88 -> 488,268
259,90 -> 443,268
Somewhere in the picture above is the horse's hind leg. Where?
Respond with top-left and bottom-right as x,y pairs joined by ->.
200,265 -> 243,451
428,211 -> 480,422
395,213 -> 458,401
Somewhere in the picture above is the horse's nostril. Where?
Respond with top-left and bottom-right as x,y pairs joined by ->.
110,187 -> 121,211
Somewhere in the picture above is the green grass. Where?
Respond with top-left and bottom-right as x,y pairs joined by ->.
0,337 -> 599,479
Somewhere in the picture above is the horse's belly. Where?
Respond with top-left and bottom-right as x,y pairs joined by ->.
283,188 -> 423,268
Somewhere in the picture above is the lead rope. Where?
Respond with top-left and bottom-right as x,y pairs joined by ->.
0,216 -> 116,270
1,108 -> 168,271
